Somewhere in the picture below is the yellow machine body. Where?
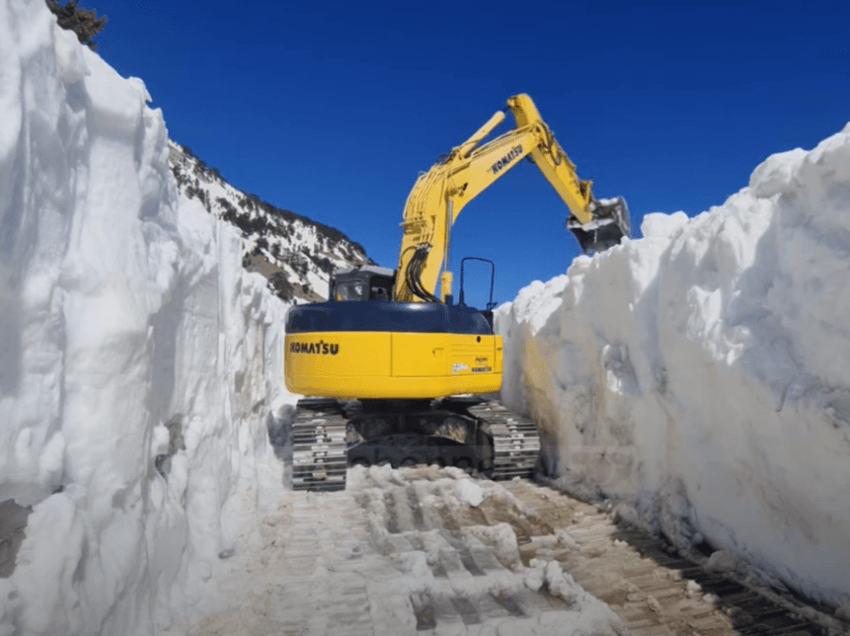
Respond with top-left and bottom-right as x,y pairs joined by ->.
284,330 -> 503,399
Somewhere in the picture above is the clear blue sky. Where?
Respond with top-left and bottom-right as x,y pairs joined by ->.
90,0 -> 848,307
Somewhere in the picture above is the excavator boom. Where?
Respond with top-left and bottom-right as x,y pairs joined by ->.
395,93 -> 630,302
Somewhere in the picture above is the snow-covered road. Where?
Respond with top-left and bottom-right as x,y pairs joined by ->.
178,466 -> 840,636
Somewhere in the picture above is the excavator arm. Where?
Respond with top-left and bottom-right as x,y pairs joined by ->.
395,93 -> 630,303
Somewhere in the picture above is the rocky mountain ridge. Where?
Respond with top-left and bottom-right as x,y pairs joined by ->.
168,141 -> 374,302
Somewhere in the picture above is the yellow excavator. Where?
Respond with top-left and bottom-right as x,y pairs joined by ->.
284,94 -> 630,490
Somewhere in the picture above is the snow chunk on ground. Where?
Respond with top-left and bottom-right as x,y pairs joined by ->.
705,550 -> 740,575
522,559 -> 626,634
456,478 -> 485,507
463,523 -> 522,567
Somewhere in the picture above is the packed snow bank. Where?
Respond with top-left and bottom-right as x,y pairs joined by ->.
0,1 -> 291,633
496,123 -> 850,607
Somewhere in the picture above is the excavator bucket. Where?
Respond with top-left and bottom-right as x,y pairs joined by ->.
567,197 -> 631,254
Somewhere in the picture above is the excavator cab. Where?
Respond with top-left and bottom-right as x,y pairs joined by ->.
330,265 -> 396,301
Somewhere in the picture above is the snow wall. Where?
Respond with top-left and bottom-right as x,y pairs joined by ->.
496,123 -> 850,607
0,1 -> 290,634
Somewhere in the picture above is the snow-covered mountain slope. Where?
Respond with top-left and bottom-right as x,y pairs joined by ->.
0,1 -> 297,634
496,123 -> 850,610
168,142 -> 373,302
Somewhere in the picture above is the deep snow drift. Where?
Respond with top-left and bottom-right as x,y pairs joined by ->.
496,122 -> 850,609
0,1 -> 293,633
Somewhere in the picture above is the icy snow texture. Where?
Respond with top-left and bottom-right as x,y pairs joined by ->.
0,1 -> 290,634
496,122 -> 850,607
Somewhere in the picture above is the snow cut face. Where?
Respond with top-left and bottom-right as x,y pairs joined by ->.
496,122 -> 850,608
0,2 -> 290,634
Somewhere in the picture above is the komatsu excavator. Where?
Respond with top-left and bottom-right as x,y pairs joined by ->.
284,94 -> 630,490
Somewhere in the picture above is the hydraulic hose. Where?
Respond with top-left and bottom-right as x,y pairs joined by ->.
405,244 -> 440,303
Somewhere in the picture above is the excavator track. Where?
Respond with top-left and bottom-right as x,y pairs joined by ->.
468,400 -> 540,480
289,398 -> 541,491
291,399 -> 348,492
